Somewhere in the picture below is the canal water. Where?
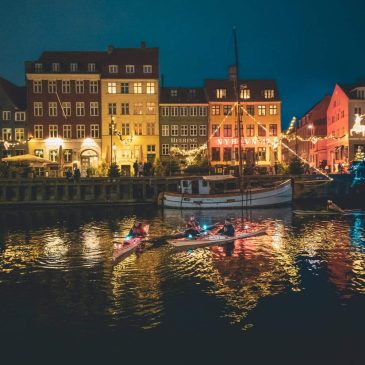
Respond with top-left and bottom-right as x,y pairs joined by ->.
0,206 -> 364,364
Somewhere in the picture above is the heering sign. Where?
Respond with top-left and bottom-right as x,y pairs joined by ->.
171,138 -> 198,143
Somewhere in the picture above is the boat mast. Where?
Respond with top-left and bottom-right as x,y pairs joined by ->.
233,27 -> 243,180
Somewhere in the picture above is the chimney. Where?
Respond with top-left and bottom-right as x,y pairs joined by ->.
228,65 -> 237,81
140,41 -> 146,49
107,45 -> 114,55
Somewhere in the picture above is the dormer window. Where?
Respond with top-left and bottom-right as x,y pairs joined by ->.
216,89 -> 227,99
126,65 -> 135,73
264,89 -> 275,99
52,63 -> 60,72
143,65 -> 152,73
35,63 -> 43,72
88,63 -> 96,72
170,89 -> 177,97
240,88 -> 250,99
356,88 -> 365,99
109,65 -> 118,73
70,63 -> 78,72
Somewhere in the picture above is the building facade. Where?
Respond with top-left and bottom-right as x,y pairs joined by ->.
327,83 -> 365,172
100,44 -> 159,176
0,78 -> 27,157
205,68 -> 281,173
159,87 -> 208,162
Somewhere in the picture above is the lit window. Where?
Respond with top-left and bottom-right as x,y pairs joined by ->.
264,89 -> 275,99
211,105 -> 220,115
269,124 -> 277,136
240,88 -> 250,99
216,89 -> 227,99
134,123 -> 143,135
107,82 -> 117,94
257,147 -> 266,161
146,82 -> 155,94
269,105 -> 277,115
133,103 -> 143,115
34,149 -> 44,157
223,105 -> 232,116
49,150 -> 58,162
134,82 -> 142,94
63,149 -> 72,162
146,102 -> 155,114
258,105 -> 266,116
2,128 -> 12,140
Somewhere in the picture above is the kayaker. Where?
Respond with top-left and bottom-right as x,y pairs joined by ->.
327,200 -> 345,213
128,222 -> 148,237
185,216 -> 201,237
218,219 -> 235,237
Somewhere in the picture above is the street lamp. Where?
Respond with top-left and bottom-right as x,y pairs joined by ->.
109,116 -> 115,165
112,143 -> 116,163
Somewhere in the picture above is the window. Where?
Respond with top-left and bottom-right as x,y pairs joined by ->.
49,149 -> 58,162
48,102 -> 57,117
216,89 -> 227,99
48,80 -> 57,93
199,125 -> 207,136
121,82 -> 129,94
76,102 -> 85,116
15,112 -> 26,121
162,144 -> 169,155
52,63 -> 60,72
354,107 -> 362,115
35,63 -> 43,72
264,89 -> 275,99
134,123 -> 143,135
170,89 -> 177,97
121,123 -> 130,135
180,107 -> 188,116
75,80 -> 84,94
62,80 -> 71,93
211,105 -> 220,115
2,128 -> 12,140
121,103 -> 129,115
162,125 -> 169,136
190,144 -> 197,149
356,89 -> 365,99
108,103 -> 116,115
188,106 -> 197,116
171,125 -> 178,136
247,124 -> 254,137
190,125 -> 197,136
147,145 -> 156,152
90,102 -> 99,116
258,124 -> 266,137
61,102 -> 71,117
211,147 -> 220,161
257,147 -> 266,161
269,105 -> 277,115
223,105 -> 232,115
2,111 -> 12,121
258,105 -> 266,116
63,125 -> 72,139
269,124 -> 277,136
76,124 -> 85,139
181,144 -> 188,150
160,107 -> 169,116
34,125 -> 43,139
246,105 -> 255,115
240,88 -> 250,99
181,125 -> 188,136
107,82 -> 117,94
34,149 -> 44,158
34,102 -> 43,117
212,124 -> 220,137
70,63 -> 78,72
126,65 -> 135,73
63,149 -> 72,163
235,124 -> 243,137
171,107 -> 179,117
90,124 -> 100,138
146,122 -> 155,135
89,81 -> 98,93
146,102 -> 155,114
109,65 -> 118,73
223,147 -> 232,161
199,107 -> 207,116
134,82 -> 142,94
88,63 -> 96,72
49,125 -> 58,138
223,124 -> 232,137
33,80 -> 42,93
133,103 -> 143,115
143,65 -> 152,73
146,82 -> 155,94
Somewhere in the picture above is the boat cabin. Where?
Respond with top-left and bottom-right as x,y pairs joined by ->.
177,175 -> 237,195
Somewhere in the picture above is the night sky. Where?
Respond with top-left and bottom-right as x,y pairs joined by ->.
1,0 -> 365,128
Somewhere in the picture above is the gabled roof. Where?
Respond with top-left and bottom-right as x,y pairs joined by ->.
338,83 -> 365,99
160,87 -> 207,104
0,77 -> 26,110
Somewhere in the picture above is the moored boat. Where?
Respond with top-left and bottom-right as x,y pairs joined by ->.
293,209 -> 365,216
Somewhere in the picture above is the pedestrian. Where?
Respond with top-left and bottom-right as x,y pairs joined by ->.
138,162 -> 143,177
133,160 -> 138,177
73,167 -> 81,182
274,161 -> 279,175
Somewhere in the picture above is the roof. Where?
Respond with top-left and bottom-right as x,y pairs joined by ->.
204,79 -> 280,102
338,83 -> 365,99
160,87 -> 207,104
0,77 -> 26,110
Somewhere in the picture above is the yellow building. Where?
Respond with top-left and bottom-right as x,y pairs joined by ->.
101,45 -> 159,176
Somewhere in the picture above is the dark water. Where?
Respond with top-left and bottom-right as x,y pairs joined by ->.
0,206 -> 364,364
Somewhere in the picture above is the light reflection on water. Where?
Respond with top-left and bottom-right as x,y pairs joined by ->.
0,206 -> 364,335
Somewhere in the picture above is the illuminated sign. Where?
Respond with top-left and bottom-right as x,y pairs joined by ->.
216,137 -> 279,146
171,138 -> 198,143
350,114 -> 365,137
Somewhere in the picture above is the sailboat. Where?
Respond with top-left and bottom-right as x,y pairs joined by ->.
161,28 -> 293,209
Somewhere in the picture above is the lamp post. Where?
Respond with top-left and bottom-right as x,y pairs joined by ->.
109,116 -> 115,166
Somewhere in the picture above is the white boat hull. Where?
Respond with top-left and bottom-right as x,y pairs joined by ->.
162,180 -> 292,209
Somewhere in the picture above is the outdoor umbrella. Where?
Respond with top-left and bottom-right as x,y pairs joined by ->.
1,154 -> 54,165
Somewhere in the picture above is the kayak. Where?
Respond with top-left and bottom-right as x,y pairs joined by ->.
293,210 -> 365,216
112,237 -> 144,262
168,227 -> 267,249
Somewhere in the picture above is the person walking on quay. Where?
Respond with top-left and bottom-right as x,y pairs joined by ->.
73,167 -> 81,182
133,160 -> 138,177
138,162 -> 143,177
